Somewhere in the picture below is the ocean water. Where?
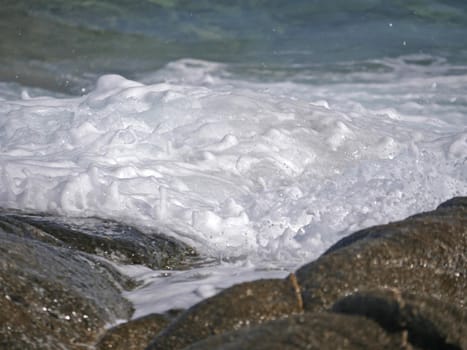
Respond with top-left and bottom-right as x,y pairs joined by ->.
1,0 -> 466,318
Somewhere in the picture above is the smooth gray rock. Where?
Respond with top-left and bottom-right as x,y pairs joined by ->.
0,209 -> 198,269
0,208 -> 202,349
0,229 -> 133,349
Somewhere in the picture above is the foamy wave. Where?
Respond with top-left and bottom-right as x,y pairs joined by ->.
0,59 -> 466,264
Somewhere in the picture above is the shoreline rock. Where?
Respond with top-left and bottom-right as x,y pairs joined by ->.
183,311 -> 405,350
332,289 -> 467,350
96,313 -> 173,350
0,230 -> 133,349
0,210 -> 198,270
296,196 -> 466,313
144,197 -> 466,349
0,197 -> 465,349
0,209 -> 199,349
147,275 -> 304,349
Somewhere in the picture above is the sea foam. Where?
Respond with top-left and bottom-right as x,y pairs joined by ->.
1,58 -> 466,261
1,58 -> 466,313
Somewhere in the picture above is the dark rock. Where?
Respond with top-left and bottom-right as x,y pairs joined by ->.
0,209 -> 198,269
0,229 -> 134,349
0,208 -> 203,349
296,200 -> 466,313
146,275 -> 304,350
145,197 -> 466,349
184,311 -> 405,350
96,313 -> 171,350
436,196 -> 467,210
2,197 -> 465,349
332,288 -> 467,350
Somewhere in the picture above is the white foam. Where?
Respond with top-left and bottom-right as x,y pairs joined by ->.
1,58 -> 466,315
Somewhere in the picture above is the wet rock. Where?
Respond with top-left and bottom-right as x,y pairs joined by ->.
184,311 -> 404,350
296,198 -> 466,313
0,229 -> 134,349
0,208 -> 202,349
96,313 -> 171,350
0,209 -> 198,269
2,197 -> 465,349
332,288 -> 467,350
435,196 -> 467,210
145,198 -> 465,349
146,275 -> 303,350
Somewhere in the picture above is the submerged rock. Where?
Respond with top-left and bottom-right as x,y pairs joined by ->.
0,209 -> 198,269
146,275 -> 303,350
0,229 -> 133,349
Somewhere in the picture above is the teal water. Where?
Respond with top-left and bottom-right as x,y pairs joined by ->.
2,0 -> 467,93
